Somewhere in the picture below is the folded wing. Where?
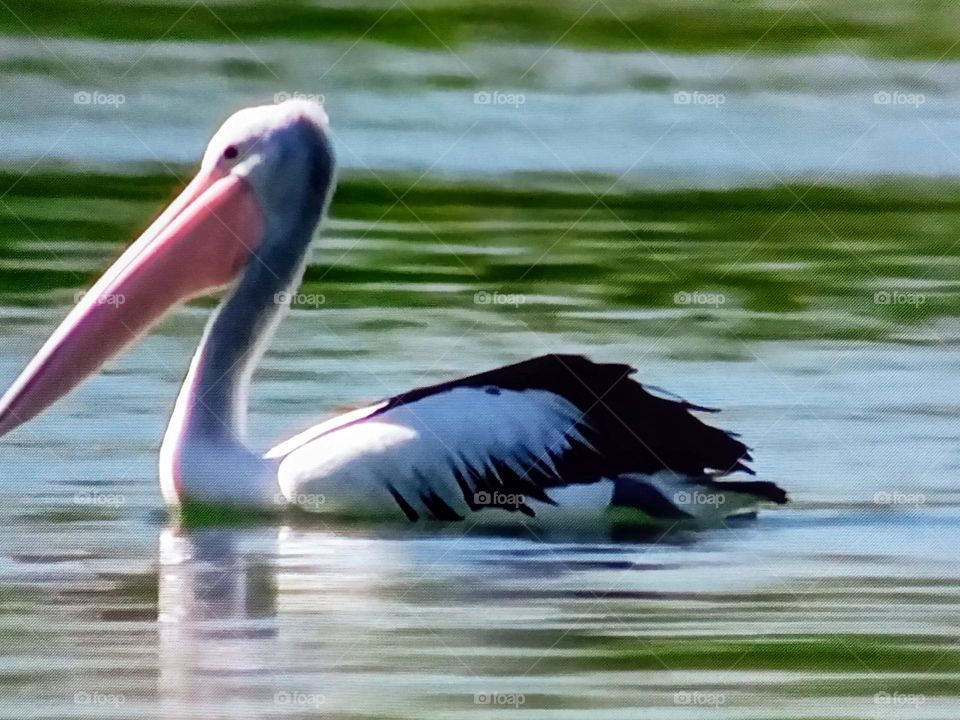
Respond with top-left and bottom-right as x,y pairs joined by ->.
268,354 -> 777,521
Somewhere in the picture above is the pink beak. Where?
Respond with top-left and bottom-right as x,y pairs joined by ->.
0,168 -> 265,438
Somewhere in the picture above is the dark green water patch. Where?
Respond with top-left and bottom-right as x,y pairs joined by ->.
3,169 -> 960,343
3,1 -> 960,60
544,633 -> 960,674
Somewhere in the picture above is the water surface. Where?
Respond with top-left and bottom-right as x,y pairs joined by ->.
3,7 -> 960,719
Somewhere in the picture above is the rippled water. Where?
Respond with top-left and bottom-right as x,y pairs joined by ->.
3,6 -> 960,718
5,38 -> 960,185
3,303 -> 960,718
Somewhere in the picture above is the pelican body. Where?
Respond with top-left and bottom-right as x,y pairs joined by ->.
0,101 -> 786,524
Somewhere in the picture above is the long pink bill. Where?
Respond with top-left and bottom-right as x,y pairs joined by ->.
0,169 -> 265,438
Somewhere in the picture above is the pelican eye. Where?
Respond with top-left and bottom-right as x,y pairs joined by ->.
222,145 -> 239,161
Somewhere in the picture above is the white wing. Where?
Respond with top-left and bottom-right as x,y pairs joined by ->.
263,355 -> 779,522
272,386 -> 596,520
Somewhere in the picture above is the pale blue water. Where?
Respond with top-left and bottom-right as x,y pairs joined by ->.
2,39 -> 959,185
2,23 -> 960,720
2,299 -> 960,717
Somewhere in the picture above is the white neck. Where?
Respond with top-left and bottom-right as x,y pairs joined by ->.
159,231 -> 314,508
156,142 -> 331,508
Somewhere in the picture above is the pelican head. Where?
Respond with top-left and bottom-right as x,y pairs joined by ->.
0,99 -> 337,438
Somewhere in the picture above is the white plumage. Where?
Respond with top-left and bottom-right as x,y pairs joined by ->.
275,387 -> 591,519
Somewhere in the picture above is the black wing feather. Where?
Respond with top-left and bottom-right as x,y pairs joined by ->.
381,354 -> 752,479
320,354 -> 776,521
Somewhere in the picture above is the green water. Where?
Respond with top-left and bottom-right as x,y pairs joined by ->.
2,2 -> 960,718
4,171 -> 960,343
5,0 -> 960,60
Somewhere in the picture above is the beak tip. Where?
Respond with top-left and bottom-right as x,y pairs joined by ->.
0,407 -> 20,440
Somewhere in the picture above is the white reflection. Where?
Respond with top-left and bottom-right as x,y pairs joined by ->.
158,525 -> 281,716
156,523 -> 424,717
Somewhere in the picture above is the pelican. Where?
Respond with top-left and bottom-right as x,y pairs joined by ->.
0,100 -> 786,524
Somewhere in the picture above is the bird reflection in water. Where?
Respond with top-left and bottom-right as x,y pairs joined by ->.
157,525 -> 281,716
